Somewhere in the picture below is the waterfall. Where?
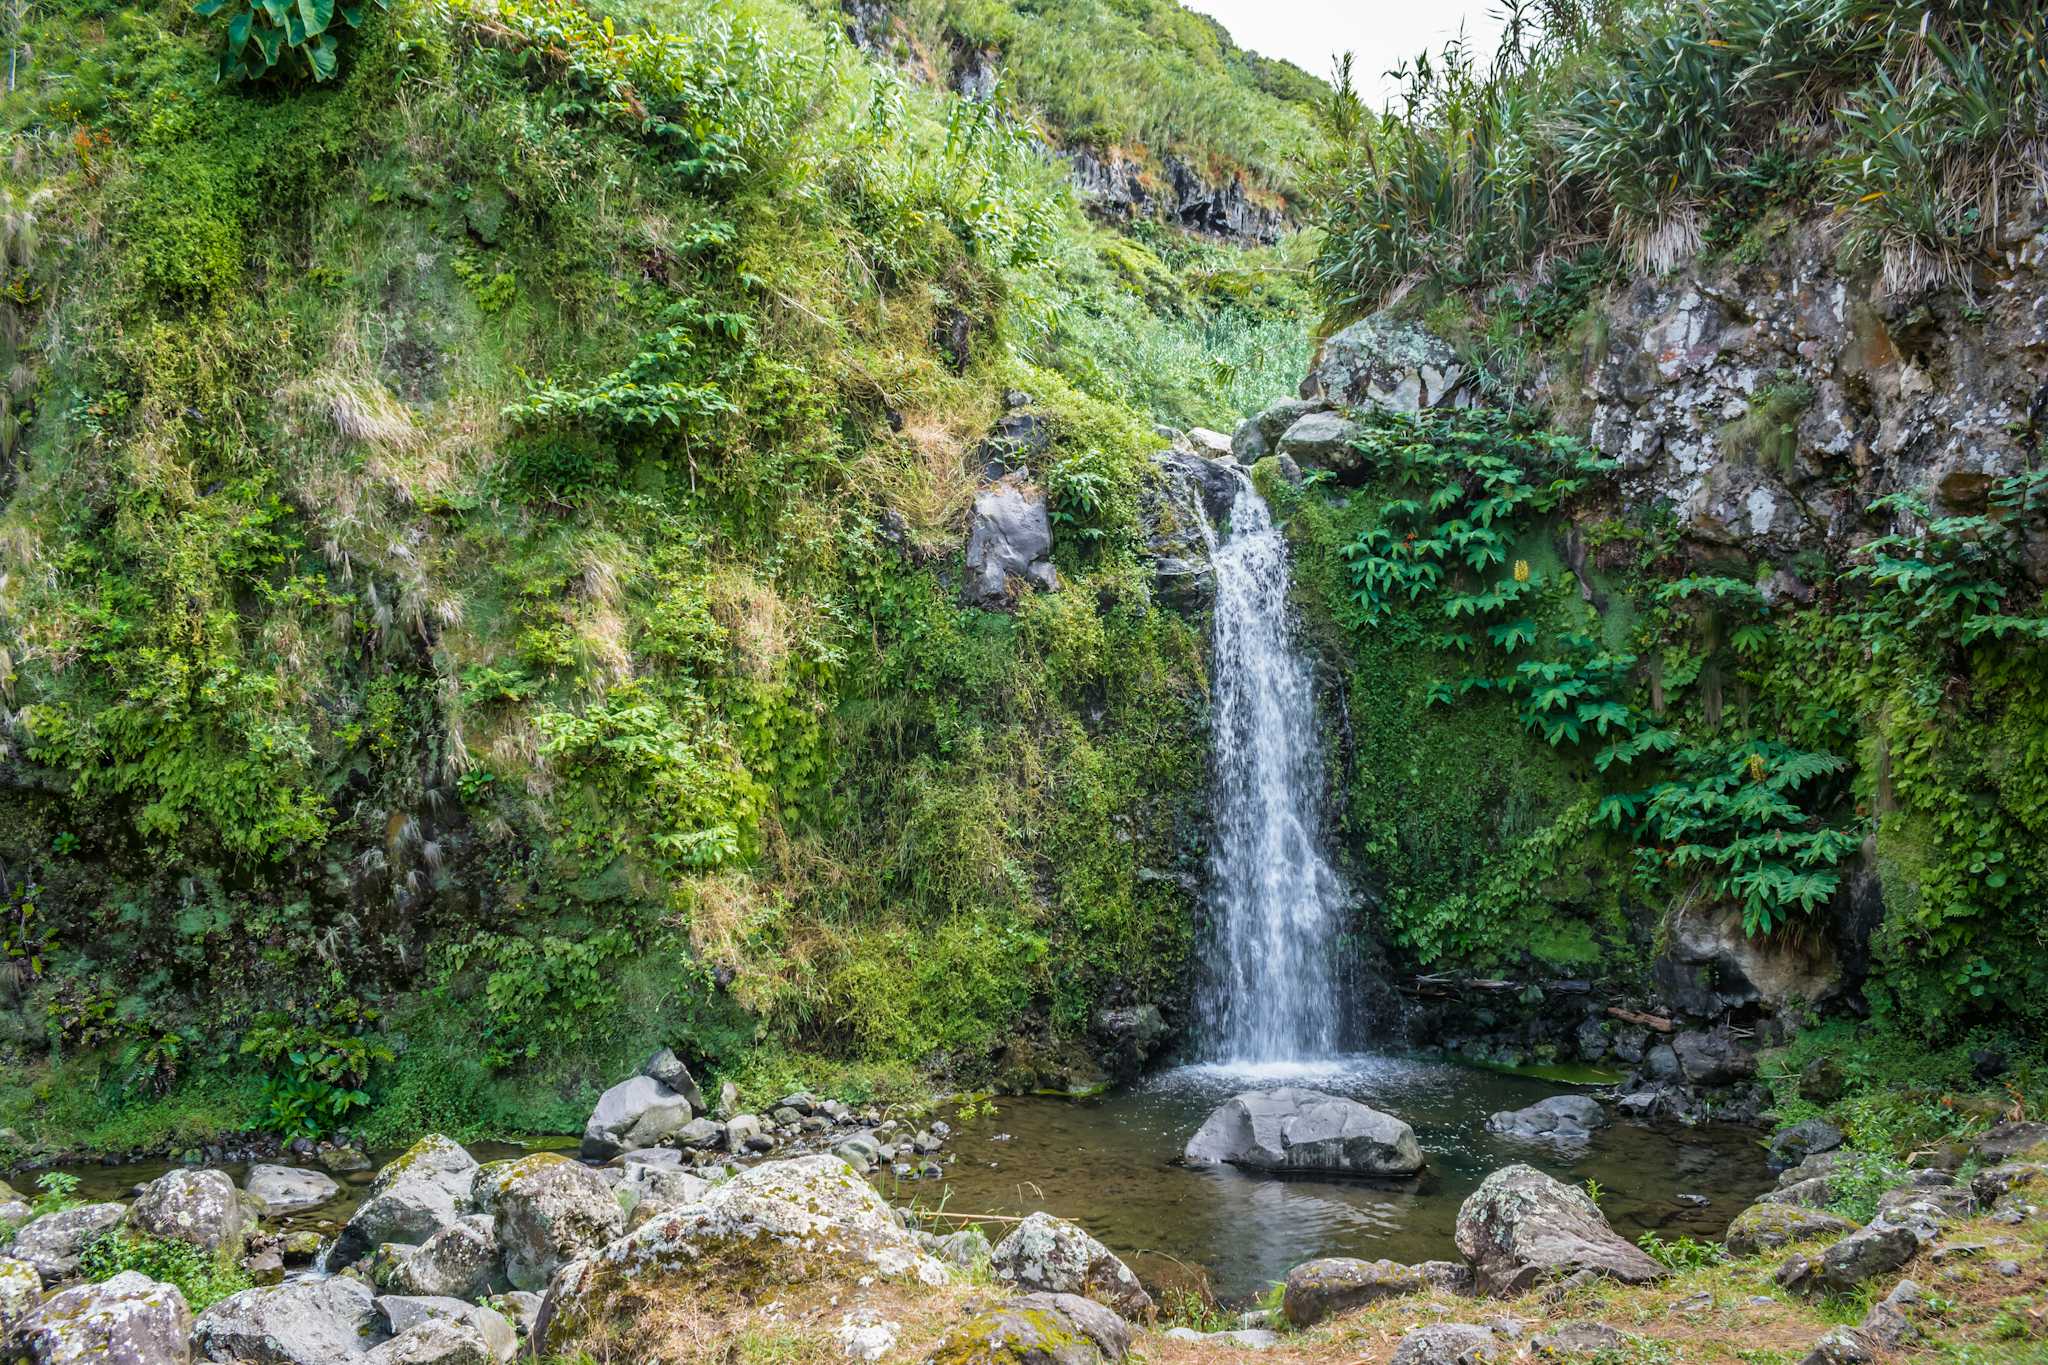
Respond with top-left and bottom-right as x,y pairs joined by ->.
1193,470 -> 1347,1064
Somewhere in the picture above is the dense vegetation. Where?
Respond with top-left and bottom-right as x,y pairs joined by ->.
862,0 -> 1325,192
1273,406 -> 2048,1042
1313,0 -> 2048,308
0,0 -> 1315,1156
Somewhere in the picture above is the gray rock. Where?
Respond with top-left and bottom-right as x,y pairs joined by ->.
1872,1183 -> 1972,1241
1163,1326 -> 1279,1350
1724,1202 -> 1859,1257
670,1117 -> 723,1150
639,1049 -> 705,1113
1184,1087 -> 1424,1177
1672,1030 -> 1757,1086
1643,1044 -> 1680,1081
319,1146 -> 373,1174
1230,415 -> 1267,462
8,1203 -> 127,1280
723,1114 -> 764,1152
1092,1005 -> 1169,1082
990,1211 -> 1153,1321
925,1291 -> 1132,1363
590,1154 -> 946,1288
192,1276 -> 387,1363
1858,1278 -> 1922,1349
1453,1164 -> 1667,1295
1975,1121 -> 2048,1163
1769,1120 -> 1845,1169
1971,1161 -> 2048,1205
486,1156 -> 624,1292
1281,1257 -> 1426,1328
1528,1321 -> 1631,1358
332,1136 -> 479,1268
1775,1223 -> 1918,1295
21,1270 -> 191,1365
1389,1323 -> 1507,1365
1777,1150 -> 1853,1188
1274,411 -> 1362,471
833,1134 -> 882,1171
1185,428 -> 1233,459
376,1296 -> 515,1363
1798,1326 -> 1873,1365
1484,1095 -> 1607,1140
0,1254 -> 42,1335
932,1227 -> 991,1268
1761,1176 -> 1839,1210
361,1320 -> 493,1365
1302,316 -> 1466,413
243,1165 -> 342,1216
389,1216 -> 499,1301
1572,1019 -> 1608,1061
1656,902 -> 1842,1016
482,1292 -> 538,1338
963,476 -> 1058,608
580,1075 -> 696,1160
617,1163 -> 709,1220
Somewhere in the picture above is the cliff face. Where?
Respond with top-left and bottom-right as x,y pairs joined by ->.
1228,194 -> 2048,1090
1538,206 -> 2048,575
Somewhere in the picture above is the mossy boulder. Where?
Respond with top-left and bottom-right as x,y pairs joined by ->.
129,1169 -> 247,1256
1724,1202 -> 1859,1257
332,1137 -> 479,1270
1281,1257 -> 1428,1328
989,1213 -> 1152,1322
8,1204 -> 128,1281
490,1156 -> 623,1292
927,1292 -> 1134,1364
20,1270 -> 191,1365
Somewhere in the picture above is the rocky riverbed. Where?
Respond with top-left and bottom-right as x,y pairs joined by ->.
1,1050 -> 2041,1362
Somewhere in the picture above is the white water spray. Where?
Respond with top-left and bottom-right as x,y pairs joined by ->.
1193,471 -> 1347,1064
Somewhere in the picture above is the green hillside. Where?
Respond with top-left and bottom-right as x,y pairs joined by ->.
0,0 -> 1313,1154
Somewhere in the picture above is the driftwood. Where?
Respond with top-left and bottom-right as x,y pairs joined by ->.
1606,1006 -> 1675,1032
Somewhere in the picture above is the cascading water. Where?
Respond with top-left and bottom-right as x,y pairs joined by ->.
1193,471 -> 1348,1064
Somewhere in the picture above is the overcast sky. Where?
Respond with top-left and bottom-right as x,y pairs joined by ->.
1185,0 -> 1508,105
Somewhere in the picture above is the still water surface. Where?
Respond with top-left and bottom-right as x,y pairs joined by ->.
919,1057 -> 1772,1299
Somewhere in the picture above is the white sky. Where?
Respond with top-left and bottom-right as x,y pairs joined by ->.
1185,0 -> 1509,105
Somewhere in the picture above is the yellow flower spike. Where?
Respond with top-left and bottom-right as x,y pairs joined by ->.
1513,559 -> 1530,583
1748,753 -> 1766,783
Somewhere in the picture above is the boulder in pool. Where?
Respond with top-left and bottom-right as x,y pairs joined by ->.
1453,1164 -> 1666,1295
1184,1087 -> 1424,1177
1484,1095 -> 1607,1140
244,1165 -> 342,1216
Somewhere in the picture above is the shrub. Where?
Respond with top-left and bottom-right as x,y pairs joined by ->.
79,1230 -> 251,1311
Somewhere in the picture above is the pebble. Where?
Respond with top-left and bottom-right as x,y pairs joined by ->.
1676,1193 -> 1709,1207
1993,1260 -> 2021,1277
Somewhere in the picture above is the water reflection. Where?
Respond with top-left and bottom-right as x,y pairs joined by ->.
924,1056 -> 1772,1299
